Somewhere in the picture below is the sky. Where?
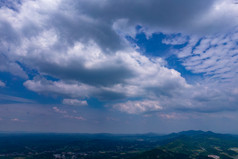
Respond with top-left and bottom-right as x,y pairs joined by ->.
0,0 -> 238,134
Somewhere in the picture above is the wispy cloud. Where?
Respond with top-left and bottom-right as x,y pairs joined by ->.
63,115 -> 85,120
0,94 -> 34,103
0,80 -> 5,87
52,106 -> 85,121
52,107 -> 67,114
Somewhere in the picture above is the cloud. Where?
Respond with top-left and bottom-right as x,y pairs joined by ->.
113,100 -> 162,114
11,118 -> 23,122
0,0 -> 21,10
0,54 -> 28,79
0,94 -> 34,103
158,113 -> 188,120
63,114 -> 85,120
0,103 -> 89,132
175,28 -> 238,81
0,17 -> 27,78
1,0 -> 235,83
73,0 -> 238,35
0,103 -> 55,125
1,0 -> 238,116
108,79 -> 238,114
30,41 -> 134,87
52,106 -> 85,120
1,0 -> 236,63
165,82 -> 238,113
11,118 -> 19,121
52,106 -> 67,114
162,34 -> 188,45
0,80 -> 5,87
24,77 -> 94,98
23,49 -> 189,102
63,99 -> 88,106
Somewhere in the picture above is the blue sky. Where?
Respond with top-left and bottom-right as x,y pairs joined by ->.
1,0 -> 238,133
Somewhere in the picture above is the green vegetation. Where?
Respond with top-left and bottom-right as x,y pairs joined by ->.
134,131 -> 238,159
0,131 -> 238,159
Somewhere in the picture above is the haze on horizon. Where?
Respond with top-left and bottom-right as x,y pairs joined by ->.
0,0 -> 238,134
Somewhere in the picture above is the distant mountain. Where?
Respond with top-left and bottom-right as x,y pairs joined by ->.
0,131 -> 238,159
132,130 -> 238,159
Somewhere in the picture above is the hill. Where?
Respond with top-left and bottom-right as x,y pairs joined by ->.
133,130 -> 238,159
0,131 -> 238,159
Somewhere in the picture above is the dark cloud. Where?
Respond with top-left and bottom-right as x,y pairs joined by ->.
72,0 -> 221,34
78,0 -> 214,24
49,11 -> 126,52
35,60 -> 135,87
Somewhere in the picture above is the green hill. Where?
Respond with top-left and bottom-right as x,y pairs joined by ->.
133,131 -> 238,159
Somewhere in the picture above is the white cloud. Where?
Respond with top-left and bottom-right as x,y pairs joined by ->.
63,99 -> 88,106
0,80 -> 5,87
158,113 -> 188,120
162,35 -> 188,45
24,77 -> 95,98
113,100 -> 162,114
177,28 -> 238,81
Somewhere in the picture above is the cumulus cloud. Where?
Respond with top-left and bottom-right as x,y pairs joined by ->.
26,75 -> 238,114
1,0 -> 238,116
24,77 -> 95,98
23,48 -> 189,103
